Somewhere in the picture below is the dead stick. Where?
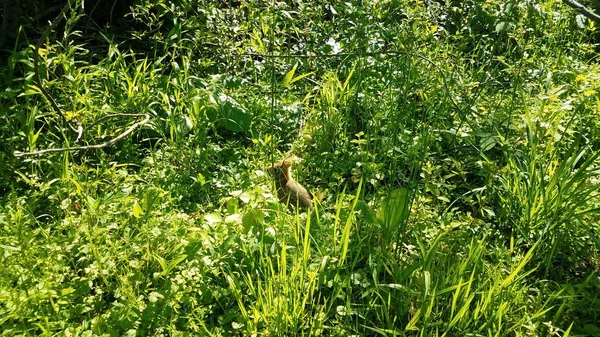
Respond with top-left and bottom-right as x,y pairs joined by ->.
14,114 -> 150,157
563,0 -> 600,23
84,113 -> 148,134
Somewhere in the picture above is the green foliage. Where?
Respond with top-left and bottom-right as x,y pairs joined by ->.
1,0 -> 600,335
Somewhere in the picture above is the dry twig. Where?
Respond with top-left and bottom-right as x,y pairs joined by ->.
14,114 -> 150,157
563,0 -> 600,23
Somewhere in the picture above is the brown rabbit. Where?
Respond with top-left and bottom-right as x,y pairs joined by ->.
268,155 -> 313,209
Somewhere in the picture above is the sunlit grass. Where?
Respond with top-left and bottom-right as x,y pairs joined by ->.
1,0 -> 600,336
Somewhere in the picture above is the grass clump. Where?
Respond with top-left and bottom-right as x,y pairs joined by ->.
1,0 -> 600,336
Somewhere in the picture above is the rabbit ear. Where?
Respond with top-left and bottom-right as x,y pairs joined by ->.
281,153 -> 294,167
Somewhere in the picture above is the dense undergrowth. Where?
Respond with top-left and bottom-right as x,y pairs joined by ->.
1,0 -> 600,336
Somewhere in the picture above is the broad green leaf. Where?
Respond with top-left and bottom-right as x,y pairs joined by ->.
204,213 -> 222,224
282,63 -> 298,87
496,21 -> 507,32
225,213 -> 242,224
132,200 -> 143,219
242,208 -> 264,233
61,288 -> 75,295
480,136 -> 496,152
196,173 -> 206,186
289,71 -> 315,85
217,94 -> 252,132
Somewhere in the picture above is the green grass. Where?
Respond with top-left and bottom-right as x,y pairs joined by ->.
1,0 -> 600,336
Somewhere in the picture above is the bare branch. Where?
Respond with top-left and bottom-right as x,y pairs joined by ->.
563,0 -> 600,23
85,113 -> 149,132
74,113 -> 149,143
14,114 -> 150,157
